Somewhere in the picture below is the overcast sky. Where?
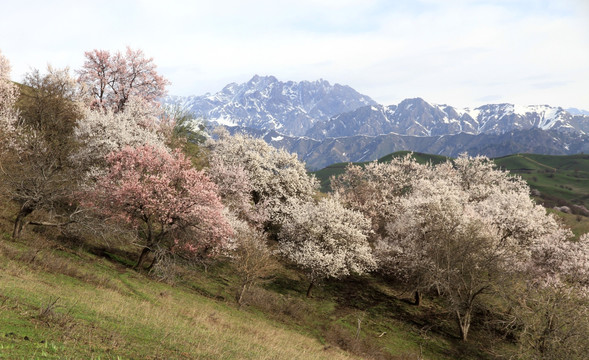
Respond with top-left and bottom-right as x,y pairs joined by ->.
1,0 -> 588,109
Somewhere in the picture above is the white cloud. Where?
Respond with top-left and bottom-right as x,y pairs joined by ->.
1,0 -> 587,109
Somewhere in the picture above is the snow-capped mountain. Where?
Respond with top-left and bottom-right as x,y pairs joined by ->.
167,77 -> 588,140
306,98 -> 588,139
165,75 -> 377,136
230,127 -> 589,170
567,108 -> 589,116
164,76 -> 589,169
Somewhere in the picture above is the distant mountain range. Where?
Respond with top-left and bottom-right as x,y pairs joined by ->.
307,100 -> 589,139
229,127 -> 589,170
166,75 -> 376,137
164,75 -> 589,169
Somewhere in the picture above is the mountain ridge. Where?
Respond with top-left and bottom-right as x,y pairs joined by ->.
226,126 -> 589,170
164,75 -> 589,169
166,75 -> 377,136
306,99 -> 587,139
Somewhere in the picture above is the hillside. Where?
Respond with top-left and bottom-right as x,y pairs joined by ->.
2,58 -> 587,360
493,154 -> 589,213
0,201 -> 505,359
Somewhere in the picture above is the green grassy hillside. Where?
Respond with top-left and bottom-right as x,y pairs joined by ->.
493,154 -> 589,211
0,201 -> 507,360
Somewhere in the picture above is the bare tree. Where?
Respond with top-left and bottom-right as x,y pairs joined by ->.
230,219 -> 279,306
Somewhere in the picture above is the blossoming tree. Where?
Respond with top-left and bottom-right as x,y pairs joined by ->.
77,47 -> 169,112
73,96 -> 167,172
207,129 -> 318,227
337,153 -> 579,341
279,196 -> 376,297
83,145 -> 232,269
331,154 -> 426,240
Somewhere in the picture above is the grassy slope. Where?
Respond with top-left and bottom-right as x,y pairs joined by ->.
0,201 -> 506,359
0,241 -> 353,360
493,154 -> 589,209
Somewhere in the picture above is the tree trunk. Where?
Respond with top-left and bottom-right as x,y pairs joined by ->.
306,280 -> 314,298
414,289 -> 422,306
134,247 -> 151,270
12,205 -> 34,239
237,282 -> 247,308
146,254 -> 158,271
538,309 -> 555,355
456,308 -> 472,341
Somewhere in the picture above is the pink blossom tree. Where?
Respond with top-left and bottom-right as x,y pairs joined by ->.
83,145 -> 232,269
78,47 -> 169,112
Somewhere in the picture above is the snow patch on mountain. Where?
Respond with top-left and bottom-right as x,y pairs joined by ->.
163,75 -> 377,137
165,77 -> 589,145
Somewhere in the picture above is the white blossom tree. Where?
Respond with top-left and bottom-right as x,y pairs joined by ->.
207,129 -> 318,227
529,230 -> 589,293
331,154 -> 427,240
0,49 -> 19,125
366,154 -> 573,341
380,174 -> 518,340
207,159 -> 268,227
73,95 -> 167,175
279,196 -> 376,297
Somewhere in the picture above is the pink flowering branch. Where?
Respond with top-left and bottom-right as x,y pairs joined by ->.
82,145 -> 232,269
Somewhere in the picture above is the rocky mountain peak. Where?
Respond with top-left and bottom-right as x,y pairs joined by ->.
164,76 -> 377,136
167,80 -> 589,139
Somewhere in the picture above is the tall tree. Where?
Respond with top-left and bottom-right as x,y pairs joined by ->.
377,156 -> 573,341
78,47 -> 169,112
82,145 -> 232,269
1,66 -> 83,238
